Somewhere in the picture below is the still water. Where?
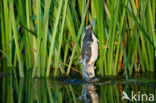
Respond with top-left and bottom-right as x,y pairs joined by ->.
0,70 -> 156,103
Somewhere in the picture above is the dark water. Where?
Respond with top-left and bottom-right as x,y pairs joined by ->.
0,70 -> 156,103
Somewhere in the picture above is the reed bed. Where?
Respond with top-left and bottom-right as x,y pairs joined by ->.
0,0 -> 155,78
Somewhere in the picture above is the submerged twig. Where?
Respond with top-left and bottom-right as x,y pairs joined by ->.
59,62 -> 82,75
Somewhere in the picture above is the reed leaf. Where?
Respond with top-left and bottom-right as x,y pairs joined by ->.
46,0 -> 63,77
9,0 -> 24,77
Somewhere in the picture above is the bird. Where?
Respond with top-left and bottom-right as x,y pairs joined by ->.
81,25 -> 98,80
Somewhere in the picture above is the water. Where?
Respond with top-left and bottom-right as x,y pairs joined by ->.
0,70 -> 156,103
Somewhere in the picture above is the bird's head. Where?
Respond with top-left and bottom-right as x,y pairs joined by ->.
85,19 -> 96,31
85,25 -> 92,35
85,25 -> 91,31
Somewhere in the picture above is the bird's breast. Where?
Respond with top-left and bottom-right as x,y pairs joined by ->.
88,34 -> 98,64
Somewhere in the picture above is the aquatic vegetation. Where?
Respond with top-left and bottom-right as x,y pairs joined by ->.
0,0 -> 155,78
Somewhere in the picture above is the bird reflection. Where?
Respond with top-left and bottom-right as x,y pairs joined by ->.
80,83 -> 99,103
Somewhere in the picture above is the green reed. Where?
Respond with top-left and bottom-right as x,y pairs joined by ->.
0,0 -> 155,78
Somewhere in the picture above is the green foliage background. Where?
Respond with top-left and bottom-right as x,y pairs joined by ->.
0,0 -> 155,78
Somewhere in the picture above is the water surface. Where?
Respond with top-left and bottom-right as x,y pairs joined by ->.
0,70 -> 156,103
